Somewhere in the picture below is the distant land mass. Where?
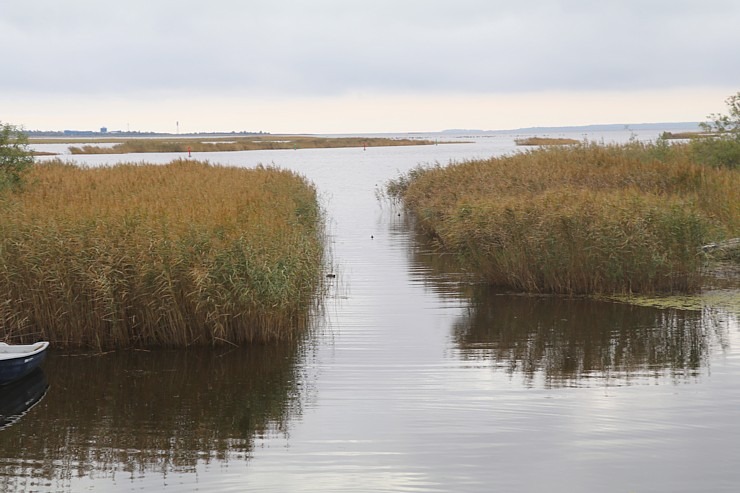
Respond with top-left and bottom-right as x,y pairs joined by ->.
26,122 -> 702,138
27,129 -> 268,138
442,122 -> 702,134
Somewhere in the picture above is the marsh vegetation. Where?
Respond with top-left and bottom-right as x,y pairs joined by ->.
660,131 -> 708,140
387,141 -> 739,295
514,136 -> 579,146
59,135 -> 437,154
0,159 -> 325,348
4,120 -> 740,492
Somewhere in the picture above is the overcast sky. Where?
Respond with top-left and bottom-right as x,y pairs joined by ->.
2,0 -> 739,133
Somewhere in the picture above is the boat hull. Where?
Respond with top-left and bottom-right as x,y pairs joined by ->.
0,369 -> 49,430
0,342 -> 49,386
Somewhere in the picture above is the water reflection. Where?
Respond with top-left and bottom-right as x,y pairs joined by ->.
398,212 -> 732,387
0,369 -> 49,431
0,343 -> 307,489
454,290 -> 729,387
388,211 -> 477,301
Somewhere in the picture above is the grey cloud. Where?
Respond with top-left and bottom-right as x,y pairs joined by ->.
2,0 -> 739,97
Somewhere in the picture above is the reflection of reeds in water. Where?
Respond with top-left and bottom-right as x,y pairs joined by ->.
0,160 -> 325,348
387,210 -> 478,300
453,289 -> 729,387
0,344 -> 305,486
397,213 -> 731,387
0,369 -> 48,430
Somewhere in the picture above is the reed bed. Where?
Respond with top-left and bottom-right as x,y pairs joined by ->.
0,159 -> 325,348
388,141 -> 740,295
68,135 -> 435,154
660,131 -> 707,140
514,136 -> 579,146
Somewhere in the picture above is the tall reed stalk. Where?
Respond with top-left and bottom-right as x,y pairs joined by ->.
0,159 -> 325,348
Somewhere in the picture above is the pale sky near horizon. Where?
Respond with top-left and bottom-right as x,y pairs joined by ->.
1,0 -> 738,134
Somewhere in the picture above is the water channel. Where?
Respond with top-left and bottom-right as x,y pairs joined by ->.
2,131 -> 739,492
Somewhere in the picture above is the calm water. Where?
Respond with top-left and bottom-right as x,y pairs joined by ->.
3,131 -> 739,492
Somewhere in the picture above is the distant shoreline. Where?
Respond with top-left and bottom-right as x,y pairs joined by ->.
26,122 -> 703,140
441,121 -> 702,135
32,135 -> 439,155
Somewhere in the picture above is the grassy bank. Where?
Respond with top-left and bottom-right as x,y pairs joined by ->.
387,141 -> 739,295
64,135 -> 436,154
0,159 -> 325,348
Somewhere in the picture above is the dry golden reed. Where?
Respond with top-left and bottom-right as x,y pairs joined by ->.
0,159 -> 325,348
389,141 -> 739,295
514,136 -> 579,146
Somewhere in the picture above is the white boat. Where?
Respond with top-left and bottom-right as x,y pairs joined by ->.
0,342 -> 50,385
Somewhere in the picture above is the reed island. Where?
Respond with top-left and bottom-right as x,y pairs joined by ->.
30,135 -> 438,155
0,159 -> 325,349
387,140 -> 739,295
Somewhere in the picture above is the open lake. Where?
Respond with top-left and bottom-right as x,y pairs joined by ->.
4,130 -> 739,492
